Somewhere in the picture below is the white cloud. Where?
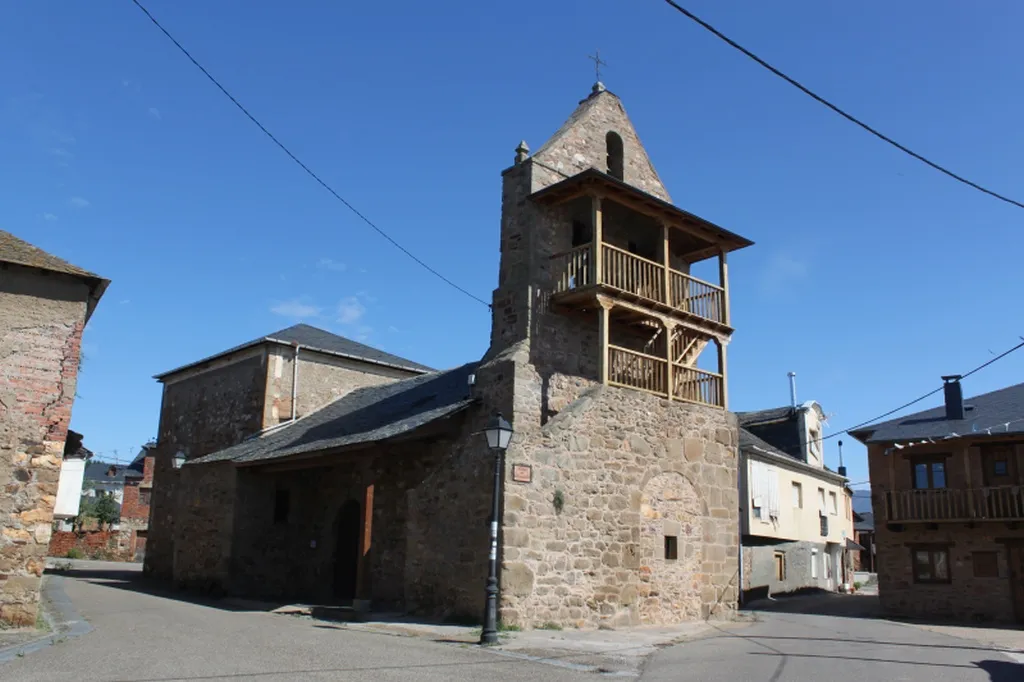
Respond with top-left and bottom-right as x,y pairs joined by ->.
387,325 -> 399,333
119,299 -> 131,305
49,147 -> 72,158
69,196 -> 90,208
317,258 -> 347,272
42,213 -> 57,222
759,251 -> 808,295
270,298 -> 321,318
148,107 -> 161,120
336,296 -> 366,324
354,325 -> 373,342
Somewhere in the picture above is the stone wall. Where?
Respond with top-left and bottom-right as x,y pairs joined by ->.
170,462 -> 237,593
293,352 -> 419,419
742,540 -> 829,597
497,381 -> 739,628
146,354 -> 266,581
48,530 -> 133,561
0,265 -> 89,625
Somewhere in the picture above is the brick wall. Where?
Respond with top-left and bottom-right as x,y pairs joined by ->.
1,265 -> 90,625
48,530 -> 132,561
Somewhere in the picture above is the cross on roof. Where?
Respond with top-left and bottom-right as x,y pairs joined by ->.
587,50 -> 607,83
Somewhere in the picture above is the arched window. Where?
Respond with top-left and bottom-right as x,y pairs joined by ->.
606,131 -> 624,180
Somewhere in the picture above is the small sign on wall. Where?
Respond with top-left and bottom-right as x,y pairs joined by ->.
511,464 -> 532,484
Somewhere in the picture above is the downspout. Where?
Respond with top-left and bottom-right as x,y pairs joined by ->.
291,345 -> 301,421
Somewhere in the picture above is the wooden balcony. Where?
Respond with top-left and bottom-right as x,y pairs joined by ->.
551,242 -> 728,329
886,486 -> 1024,523
607,345 -> 724,408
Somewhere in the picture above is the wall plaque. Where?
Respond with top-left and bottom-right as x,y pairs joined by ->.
511,464 -> 532,483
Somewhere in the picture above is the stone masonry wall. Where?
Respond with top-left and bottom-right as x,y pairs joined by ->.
170,461 -> 237,593
0,266 -> 89,625
146,354 -> 266,581
498,381 -> 739,628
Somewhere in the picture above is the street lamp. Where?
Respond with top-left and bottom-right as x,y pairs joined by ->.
480,413 -> 513,645
172,450 -> 186,470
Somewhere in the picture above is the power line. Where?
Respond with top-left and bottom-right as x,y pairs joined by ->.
821,338 -> 1024,443
129,0 -> 491,309
661,0 -> 1024,211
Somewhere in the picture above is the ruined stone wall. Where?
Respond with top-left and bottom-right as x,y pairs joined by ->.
0,265 -> 88,625
146,356 -> 265,582
497,381 -> 739,629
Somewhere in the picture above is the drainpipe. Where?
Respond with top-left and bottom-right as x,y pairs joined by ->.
291,345 -> 301,421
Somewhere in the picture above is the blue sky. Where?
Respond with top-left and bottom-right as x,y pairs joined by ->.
3,1 -> 1023,486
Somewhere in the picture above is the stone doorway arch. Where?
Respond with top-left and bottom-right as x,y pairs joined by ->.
639,471 -> 705,623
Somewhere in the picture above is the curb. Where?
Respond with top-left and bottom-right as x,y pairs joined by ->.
0,574 -> 93,663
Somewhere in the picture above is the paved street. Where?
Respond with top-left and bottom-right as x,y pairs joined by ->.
1,564 -> 593,682
4,564 -> 1021,681
644,595 -> 1024,681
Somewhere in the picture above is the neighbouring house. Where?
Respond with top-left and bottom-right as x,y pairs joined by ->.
82,460 -> 130,506
53,430 -> 92,522
121,443 -> 156,561
851,376 -> 1024,624
146,82 -> 754,628
0,230 -> 107,626
853,510 -> 875,572
738,400 -> 857,600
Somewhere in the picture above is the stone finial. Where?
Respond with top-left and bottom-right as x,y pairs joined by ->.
592,82 -> 607,94
514,140 -> 530,165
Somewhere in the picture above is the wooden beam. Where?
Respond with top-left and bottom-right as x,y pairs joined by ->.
719,249 -> 730,327
662,223 -> 672,309
665,321 -> 675,402
354,484 -> 374,606
592,194 -> 604,285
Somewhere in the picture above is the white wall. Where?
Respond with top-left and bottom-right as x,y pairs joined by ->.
54,458 -> 86,519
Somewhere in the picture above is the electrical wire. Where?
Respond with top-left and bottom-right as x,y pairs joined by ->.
661,0 -> 1024,211
129,0 -> 491,309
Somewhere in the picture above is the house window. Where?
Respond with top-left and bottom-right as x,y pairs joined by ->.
606,132 -> 624,180
808,427 -> 821,460
273,489 -> 290,524
911,546 -> 951,584
973,551 -> 999,578
844,494 -> 851,520
664,535 -> 678,561
993,460 -> 1009,477
811,549 -> 818,578
139,490 -> 151,506
792,482 -> 803,508
912,458 -> 947,489
818,488 -> 826,514
828,492 -> 838,516
774,552 -> 786,581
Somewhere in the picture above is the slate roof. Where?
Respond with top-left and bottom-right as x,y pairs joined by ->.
155,323 -> 433,379
848,381 -> 1024,444
739,428 -> 847,484
192,362 -> 478,466
84,462 -> 130,484
0,230 -> 109,319
737,406 -> 795,427
854,511 -> 875,532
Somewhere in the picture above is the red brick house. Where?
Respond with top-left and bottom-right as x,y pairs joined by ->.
121,443 -> 156,561
851,376 -> 1024,624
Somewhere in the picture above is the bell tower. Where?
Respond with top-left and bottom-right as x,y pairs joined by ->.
489,84 -> 752,413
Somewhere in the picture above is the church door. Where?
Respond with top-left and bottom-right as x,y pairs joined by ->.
333,500 -> 361,602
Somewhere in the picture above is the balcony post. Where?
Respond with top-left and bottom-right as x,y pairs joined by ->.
717,339 -> 728,409
718,248 -> 730,326
598,296 -> 612,386
591,194 -> 604,286
662,223 -> 671,307
965,445 -> 976,518
665,320 -> 675,401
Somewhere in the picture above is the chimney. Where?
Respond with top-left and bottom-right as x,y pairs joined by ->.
837,439 -> 847,478
942,375 -> 964,420
788,372 -> 797,408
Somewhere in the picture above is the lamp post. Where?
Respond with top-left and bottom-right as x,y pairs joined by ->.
480,413 -> 513,645
172,450 -> 186,470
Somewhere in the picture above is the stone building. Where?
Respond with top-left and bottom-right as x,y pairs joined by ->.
150,83 -> 754,628
0,230 -> 107,625
737,402 -> 856,600
121,443 -> 155,561
851,377 -> 1024,624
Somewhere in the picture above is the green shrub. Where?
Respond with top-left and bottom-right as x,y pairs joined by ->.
538,622 -> 563,631
65,548 -> 84,559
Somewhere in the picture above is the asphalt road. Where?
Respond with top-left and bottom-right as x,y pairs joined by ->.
643,597 -> 1023,682
2,564 -> 593,682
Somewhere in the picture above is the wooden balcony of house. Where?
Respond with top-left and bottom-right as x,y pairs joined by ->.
551,241 -> 729,329
606,344 -> 724,408
886,486 -> 1024,523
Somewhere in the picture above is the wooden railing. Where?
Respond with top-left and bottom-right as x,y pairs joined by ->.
551,243 -> 593,294
601,243 -> 666,304
672,365 -> 723,407
886,486 -> 1024,522
608,345 -> 667,396
550,241 -> 727,326
670,271 -> 725,324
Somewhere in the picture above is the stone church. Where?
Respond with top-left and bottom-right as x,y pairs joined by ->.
146,83 -> 753,628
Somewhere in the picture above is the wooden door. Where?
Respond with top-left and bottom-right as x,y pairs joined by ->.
1009,546 -> 1024,623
